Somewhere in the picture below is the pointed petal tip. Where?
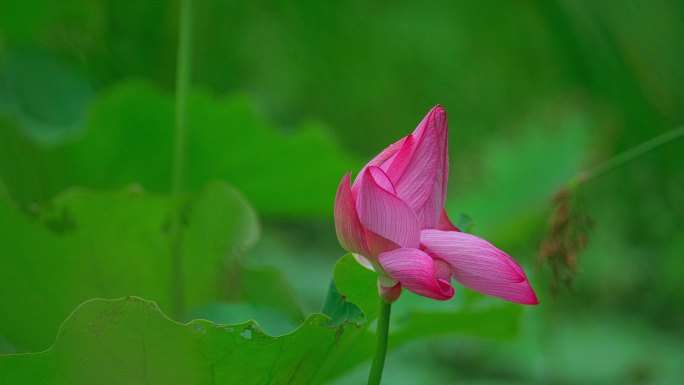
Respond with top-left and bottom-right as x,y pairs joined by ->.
420,229 -> 539,305
520,284 -> 539,305
340,171 -> 352,184
429,104 -> 446,120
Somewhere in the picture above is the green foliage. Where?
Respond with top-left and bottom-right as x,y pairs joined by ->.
0,80 -> 361,217
2,0 -> 684,383
1,49 -> 91,145
0,182 -> 302,351
448,114 -> 591,245
0,252 -> 523,384
0,297 -> 354,385
324,254 -> 524,381
321,280 -> 364,327
332,253 -> 378,320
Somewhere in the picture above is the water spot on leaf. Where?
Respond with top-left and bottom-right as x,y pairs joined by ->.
42,208 -> 77,235
240,328 -> 252,339
161,203 -> 190,235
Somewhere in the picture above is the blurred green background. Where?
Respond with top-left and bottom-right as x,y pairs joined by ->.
1,1 -> 683,384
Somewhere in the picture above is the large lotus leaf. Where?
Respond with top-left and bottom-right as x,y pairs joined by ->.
0,253 -> 523,385
0,182 -> 303,351
29,80 -> 360,218
0,297 -> 362,385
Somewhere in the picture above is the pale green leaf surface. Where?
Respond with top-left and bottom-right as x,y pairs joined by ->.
0,182 -> 308,351
0,253 -> 525,385
321,280 -> 364,327
0,297 -> 358,385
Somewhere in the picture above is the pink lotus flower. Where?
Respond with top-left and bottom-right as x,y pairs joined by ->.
334,106 -> 538,304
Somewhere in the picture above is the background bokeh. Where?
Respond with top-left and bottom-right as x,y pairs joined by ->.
1,1 -> 683,384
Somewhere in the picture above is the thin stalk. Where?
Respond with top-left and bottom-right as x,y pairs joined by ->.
367,299 -> 392,385
577,125 -> 684,184
171,0 -> 193,318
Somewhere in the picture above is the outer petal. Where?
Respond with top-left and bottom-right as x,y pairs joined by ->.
415,106 -> 449,228
334,172 -> 369,256
420,230 -> 538,305
352,106 -> 447,226
378,248 -> 455,300
383,116 -> 439,213
356,167 -> 420,253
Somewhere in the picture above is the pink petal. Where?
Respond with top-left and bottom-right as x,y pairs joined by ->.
383,118 -> 439,213
420,230 -> 538,305
363,229 -> 401,259
334,172 -> 369,256
378,248 -> 455,300
352,106 -> 449,228
367,166 -> 396,194
356,167 -> 421,253
415,106 -> 449,228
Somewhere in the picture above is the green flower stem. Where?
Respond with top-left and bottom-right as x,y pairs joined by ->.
577,125 -> 684,184
171,0 -> 193,317
367,298 -> 392,385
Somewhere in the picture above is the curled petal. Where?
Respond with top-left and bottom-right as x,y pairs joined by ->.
420,230 -> 538,305
378,248 -> 455,301
356,167 -> 420,252
334,172 -> 369,256
433,258 -> 453,281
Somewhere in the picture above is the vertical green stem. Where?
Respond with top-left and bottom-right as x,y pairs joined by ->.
171,0 -> 193,317
367,299 -> 392,385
